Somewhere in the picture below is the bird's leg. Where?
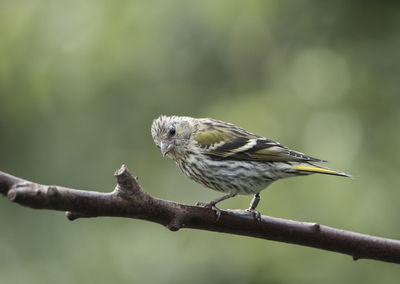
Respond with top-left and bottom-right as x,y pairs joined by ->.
248,193 -> 260,210
246,193 -> 262,221
196,193 -> 237,207
196,193 -> 237,222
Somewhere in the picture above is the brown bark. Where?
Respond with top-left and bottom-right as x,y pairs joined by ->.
1,165 -> 399,264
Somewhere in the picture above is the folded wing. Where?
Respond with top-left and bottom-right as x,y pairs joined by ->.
193,121 -> 324,163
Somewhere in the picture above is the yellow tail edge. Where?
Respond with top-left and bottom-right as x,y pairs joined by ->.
293,164 -> 351,177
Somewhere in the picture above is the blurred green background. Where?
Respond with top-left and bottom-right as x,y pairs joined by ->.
1,0 -> 400,283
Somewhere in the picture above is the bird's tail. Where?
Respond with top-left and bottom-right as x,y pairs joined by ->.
292,163 -> 351,178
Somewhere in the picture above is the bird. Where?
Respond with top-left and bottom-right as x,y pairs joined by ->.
151,115 -> 351,217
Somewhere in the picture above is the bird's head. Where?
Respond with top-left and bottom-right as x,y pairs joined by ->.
151,115 -> 195,159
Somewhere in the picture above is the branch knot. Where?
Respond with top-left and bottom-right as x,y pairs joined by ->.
166,212 -> 187,232
114,165 -> 142,196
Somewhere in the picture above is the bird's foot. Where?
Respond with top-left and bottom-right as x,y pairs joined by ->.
196,201 -> 221,222
211,206 -> 222,222
246,208 -> 262,222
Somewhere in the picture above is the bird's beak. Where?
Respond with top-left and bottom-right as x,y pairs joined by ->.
160,141 -> 174,157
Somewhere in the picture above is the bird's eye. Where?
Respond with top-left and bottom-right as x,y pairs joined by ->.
169,127 -> 176,136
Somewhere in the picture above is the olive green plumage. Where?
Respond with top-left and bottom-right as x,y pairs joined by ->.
151,115 -> 350,211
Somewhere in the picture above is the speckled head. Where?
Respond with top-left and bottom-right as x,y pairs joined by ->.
151,115 -> 195,159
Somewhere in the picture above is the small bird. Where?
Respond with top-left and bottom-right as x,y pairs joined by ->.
151,115 -> 350,216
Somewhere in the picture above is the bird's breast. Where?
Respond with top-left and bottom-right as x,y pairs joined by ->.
174,154 -> 274,195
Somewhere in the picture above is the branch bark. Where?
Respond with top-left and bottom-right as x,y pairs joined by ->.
1,165 -> 399,264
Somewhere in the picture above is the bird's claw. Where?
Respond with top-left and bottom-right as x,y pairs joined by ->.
246,208 -> 262,222
211,206 -> 222,222
196,202 -> 221,222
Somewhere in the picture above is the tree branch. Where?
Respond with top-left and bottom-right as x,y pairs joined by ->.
1,165 -> 399,264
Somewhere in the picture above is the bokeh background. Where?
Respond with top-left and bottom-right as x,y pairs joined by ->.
1,0 -> 400,283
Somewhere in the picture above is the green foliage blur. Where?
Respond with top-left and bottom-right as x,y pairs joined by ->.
1,0 -> 400,283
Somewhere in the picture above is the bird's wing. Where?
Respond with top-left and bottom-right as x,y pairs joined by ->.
192,121 -> 324,163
